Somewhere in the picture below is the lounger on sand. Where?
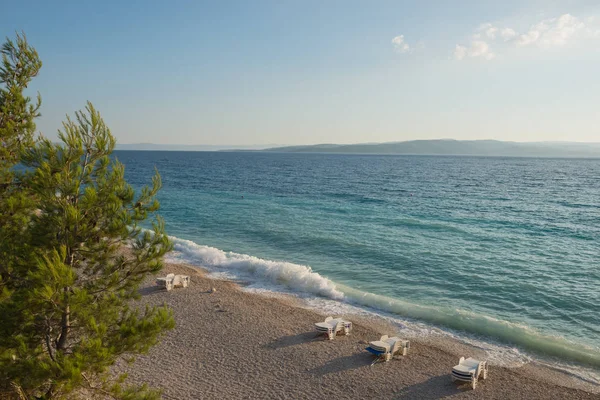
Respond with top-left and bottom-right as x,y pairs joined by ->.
366,335 -> 410,364
156,273 -> 175,291
314,317 -> 352,340
172,274 -> 190,288
451,357 -> 488,389
156,274 -> 190,291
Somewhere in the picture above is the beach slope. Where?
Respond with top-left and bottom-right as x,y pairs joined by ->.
114,263 -> 598,399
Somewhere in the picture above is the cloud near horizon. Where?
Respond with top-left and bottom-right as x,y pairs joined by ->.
454,13 -> 600,61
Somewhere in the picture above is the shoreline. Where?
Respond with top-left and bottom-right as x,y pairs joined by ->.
167,235 -> 600,373
114,262 -> 599,399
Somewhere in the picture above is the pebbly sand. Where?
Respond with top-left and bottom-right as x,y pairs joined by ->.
113,263 -> 600,399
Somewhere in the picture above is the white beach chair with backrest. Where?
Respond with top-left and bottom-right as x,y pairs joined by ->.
367,335 -> 410,364
314,316 -> 334,340
330,318 -> 352,337
451,357 -> 488,389
328,318 -> 343,340
179,275 -> 190,287
389,338 -> 403,357
393,338 -> 410,356
154,273 -> 175,291
164,273 -> 175,291
172,274 -> 190,288
367,335 -> 392,361
368,335 -> 389,351
381,336 -> 405,361
314,316 -> 349,340
173,275 -> 182,287
340,319 -> 352,335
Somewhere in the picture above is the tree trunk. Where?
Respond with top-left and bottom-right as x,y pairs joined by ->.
56,287 -> 70,351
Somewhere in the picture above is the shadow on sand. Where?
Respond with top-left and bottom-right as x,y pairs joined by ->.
138,286 -> 164,296
309,353 -> 373,376
394,375 -> 464,399
264,332 -> 320,350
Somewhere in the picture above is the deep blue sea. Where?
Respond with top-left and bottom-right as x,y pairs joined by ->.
117,151 -> 600,377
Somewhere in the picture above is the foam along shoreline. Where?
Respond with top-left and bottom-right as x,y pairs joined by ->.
338,285 -> 600,368
167,236 -> 600,370
114,262 -> 599,399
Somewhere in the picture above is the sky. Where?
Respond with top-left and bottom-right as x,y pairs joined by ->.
2,0 -> 600,146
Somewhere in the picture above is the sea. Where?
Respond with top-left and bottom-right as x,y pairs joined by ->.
117,150 -> 600,383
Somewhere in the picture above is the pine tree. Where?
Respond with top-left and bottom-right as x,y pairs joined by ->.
0,34 -> 175,399
0,32 -> 41,180
0,32 -> 42,303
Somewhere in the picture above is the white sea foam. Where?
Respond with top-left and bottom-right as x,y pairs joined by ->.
167,236 -> 344,300
165,235 -> 600,383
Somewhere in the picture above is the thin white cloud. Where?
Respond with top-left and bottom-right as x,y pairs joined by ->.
455,13 -> 600,61
454,45 -> 467,60
500,28 -> 517,41
478,23 -> 499,39
516,29 -> 542,46
516,14 -> 587,48
454,40 -> 495,61
391,35 -> 410,53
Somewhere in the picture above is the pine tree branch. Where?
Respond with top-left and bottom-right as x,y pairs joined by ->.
81,372 -> 118,399
10,381 -> 28,400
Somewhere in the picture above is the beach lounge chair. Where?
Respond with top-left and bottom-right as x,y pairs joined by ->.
156,273 -> 175,291
451,357 -> 488,389
172,274 -> 190,288
314,316 -> 352,340
366,335 -> 410,364
156,273 -> 190,291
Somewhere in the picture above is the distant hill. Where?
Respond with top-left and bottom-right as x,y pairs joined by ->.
263,140 -> 600,157
115,140 -> 600,157
115,143 -> 273,151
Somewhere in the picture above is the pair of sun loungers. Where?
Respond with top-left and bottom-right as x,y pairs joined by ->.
314,318 -> 410,364
366,334 -> 487,389
314,317 -> 409,361
156,273 -> 190,291
314,316 -> 353,340
366,334 -> 487,390
315,316 -> 488,390
365,335 -> 410,364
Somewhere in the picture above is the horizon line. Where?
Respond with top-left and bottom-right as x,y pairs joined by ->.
116,139 -> 600,147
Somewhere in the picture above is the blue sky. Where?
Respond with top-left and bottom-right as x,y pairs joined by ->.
2,0 -> 600,145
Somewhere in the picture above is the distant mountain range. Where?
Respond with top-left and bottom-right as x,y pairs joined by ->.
262,140 -> 600,157
115,143 -> 273,151
116,140 -> 600,158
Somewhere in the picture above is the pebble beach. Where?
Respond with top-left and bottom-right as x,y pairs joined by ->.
113,263 -> 599,399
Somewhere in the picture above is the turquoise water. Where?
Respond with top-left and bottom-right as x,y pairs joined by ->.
118,151 -> 600,370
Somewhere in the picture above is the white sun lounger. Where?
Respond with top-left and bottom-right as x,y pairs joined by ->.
156,273 -> 175,291
156,273 -> 190,291
451,357 -> 488,389
314,316 -> 352,340
366,335 -> 410,364
172,274 -> 190,288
